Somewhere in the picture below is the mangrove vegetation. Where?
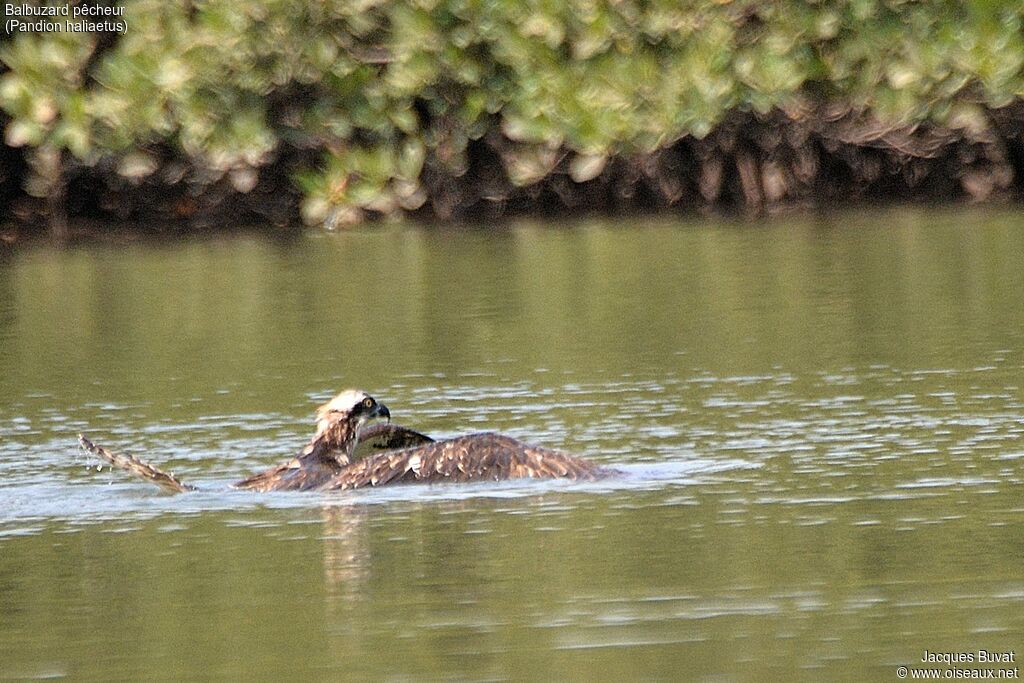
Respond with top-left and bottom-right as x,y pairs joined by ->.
2,0 -> 1024,235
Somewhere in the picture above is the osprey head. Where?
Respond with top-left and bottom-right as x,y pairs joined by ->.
315,389 -> 390,436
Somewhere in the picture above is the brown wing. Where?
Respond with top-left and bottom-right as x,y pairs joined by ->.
232,454 -> 341,492
323,433 -> 611,491
233,438 -> 341,492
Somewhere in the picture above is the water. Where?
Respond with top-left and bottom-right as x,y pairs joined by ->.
1,208 -> 1022,680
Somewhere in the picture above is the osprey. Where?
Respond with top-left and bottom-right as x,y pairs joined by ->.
77,389 -> 613,493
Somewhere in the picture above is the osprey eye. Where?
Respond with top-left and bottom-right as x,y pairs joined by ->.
363,398 -> 374,409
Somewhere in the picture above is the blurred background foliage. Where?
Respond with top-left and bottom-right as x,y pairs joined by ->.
2,0 -> 1024,230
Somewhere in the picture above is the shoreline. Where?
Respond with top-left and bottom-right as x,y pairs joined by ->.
1,198 -> 1018,249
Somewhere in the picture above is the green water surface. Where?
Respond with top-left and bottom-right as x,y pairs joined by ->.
1,208 -> 1022,681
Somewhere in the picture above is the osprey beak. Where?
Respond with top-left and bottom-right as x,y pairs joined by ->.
376,402 -> 391,424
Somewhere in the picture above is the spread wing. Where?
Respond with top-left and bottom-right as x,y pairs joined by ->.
233,451 -> 339,492
324,433 -> 608,490
235,423 -> 434,492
